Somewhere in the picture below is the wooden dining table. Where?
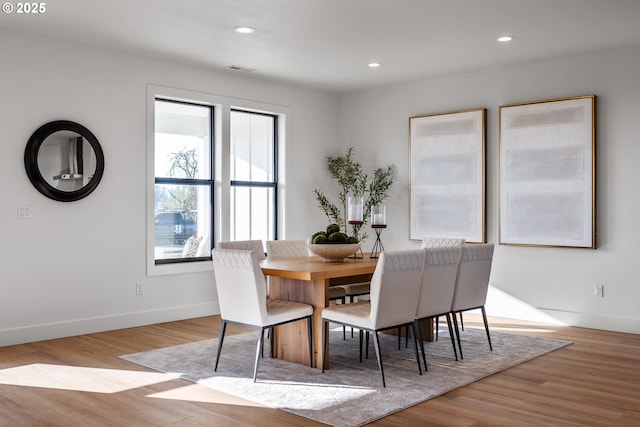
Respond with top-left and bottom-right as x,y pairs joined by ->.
261,254 -> 378,368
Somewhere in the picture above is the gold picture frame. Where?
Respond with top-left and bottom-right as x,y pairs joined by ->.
409,108 -> 486,243
499,95 -> 596,248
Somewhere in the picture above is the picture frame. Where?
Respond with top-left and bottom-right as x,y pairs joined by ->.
499,95 -> 596,248
409,108 -> 486,243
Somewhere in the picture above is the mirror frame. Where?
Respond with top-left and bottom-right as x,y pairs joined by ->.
24,120 -> 105,202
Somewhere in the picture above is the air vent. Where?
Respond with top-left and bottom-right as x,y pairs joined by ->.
226,65 -> 257,73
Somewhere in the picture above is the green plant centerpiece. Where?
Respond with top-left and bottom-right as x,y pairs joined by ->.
310,223 -> 359,245
313,147 -> 394,243
308,223 -> 361,262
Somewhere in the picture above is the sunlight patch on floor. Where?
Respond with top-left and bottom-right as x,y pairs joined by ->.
146,383 -> 268,406
0,363 -> 174,393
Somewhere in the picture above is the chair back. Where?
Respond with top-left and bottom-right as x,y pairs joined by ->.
421,237 -> 465,249
266,240 -> 309,260
219,240 -> 266,261
451,243 -> 494,312
211,249 -> 267,326
369,249 -> 425,330
416,246 -> 461,319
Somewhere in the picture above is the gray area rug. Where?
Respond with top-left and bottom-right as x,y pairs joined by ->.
121,325 -> 571,427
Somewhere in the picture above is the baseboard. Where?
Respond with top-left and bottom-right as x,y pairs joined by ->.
0,302 -> 220,347
486,287 -> 639,334
535,308 -> 640,335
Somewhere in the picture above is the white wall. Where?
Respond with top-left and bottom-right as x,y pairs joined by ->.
3,30 -> 638,346
338,45 -> 640,334
0,30 -> 337,346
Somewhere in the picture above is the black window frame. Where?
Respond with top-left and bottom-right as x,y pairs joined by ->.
229,108 -> 279,241
154,98 -> 215,265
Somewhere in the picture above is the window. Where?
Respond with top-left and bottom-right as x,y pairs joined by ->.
154,99 -> 213,263
148,87 -> 285,274
230,109 -> 278,242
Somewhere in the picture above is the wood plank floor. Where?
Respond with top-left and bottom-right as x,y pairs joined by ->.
1,315 -> 638,426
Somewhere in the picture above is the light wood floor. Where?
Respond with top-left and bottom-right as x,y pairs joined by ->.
1,315 -> 638,426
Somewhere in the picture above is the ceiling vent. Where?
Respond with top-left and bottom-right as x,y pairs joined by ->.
226,65 -> 257,73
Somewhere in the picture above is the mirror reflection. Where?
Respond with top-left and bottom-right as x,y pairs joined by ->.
37,130 -> 98,192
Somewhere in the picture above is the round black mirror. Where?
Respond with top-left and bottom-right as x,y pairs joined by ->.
24,120 -> 105,202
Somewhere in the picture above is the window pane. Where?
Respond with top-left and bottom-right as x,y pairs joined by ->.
154,184 -> 211,260
230,186 -> 275,242
230,111 -> 274,182
155,100 -> 211,180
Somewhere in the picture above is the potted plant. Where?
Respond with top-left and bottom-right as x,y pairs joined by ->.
314,147 -> 394,242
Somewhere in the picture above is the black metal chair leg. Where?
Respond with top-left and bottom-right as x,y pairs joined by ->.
408,323 -> 423,375
307,316 -> 314,367
253,327 -> 265,382
452,311 -> 464,360
321,319 -> 327,372
415,319 -> 428,371
372,331 -> 386,387
365,331 -> 370,359
214,320 -> 227,371
359,329 -> 364,362
435,316 -> 440,341
481,306 -> 493,351
445,312 -> 458,361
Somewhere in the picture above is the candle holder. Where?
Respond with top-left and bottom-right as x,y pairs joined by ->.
347,195 -> 364,258
347,195 -> 364,225
370,204 -> 386,258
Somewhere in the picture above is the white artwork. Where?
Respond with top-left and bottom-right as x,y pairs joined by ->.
410,108 -> 486,243
499,96 -> 596,248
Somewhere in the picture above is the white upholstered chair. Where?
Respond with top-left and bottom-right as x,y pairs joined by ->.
220,240 -> 269,298
211,248 -> 313,381
421,237 -> 465,337
321,249 -> 426,387
415,246 -> 462,369
450,243 -> 494,359
219,240 -> 266,260
421,237 -> 465,249
265,239 -> 308,260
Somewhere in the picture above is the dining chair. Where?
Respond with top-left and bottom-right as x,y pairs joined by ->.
219,240 -> 266,260
421,237 -> 465,338
267,239 -> 348,338
220,239 -> 268,298
421,237 -> 465,249
321,249 -> 426,387
450,243 -> 495,359
414,246 -> 462,370
265,239 -> 309,260
211,248 -> 313,381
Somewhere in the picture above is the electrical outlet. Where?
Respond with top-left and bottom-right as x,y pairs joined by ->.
136,283 -> 143,295
594,284 -> 604,297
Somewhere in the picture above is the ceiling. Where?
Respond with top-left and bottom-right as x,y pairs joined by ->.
3,0 -> 640,93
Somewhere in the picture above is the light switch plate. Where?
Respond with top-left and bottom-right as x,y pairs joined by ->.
17,205 -> 32,219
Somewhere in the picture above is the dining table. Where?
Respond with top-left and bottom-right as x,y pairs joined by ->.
261,253 -> 436,369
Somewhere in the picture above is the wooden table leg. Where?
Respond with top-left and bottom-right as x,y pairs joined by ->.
269,276 -> 328,368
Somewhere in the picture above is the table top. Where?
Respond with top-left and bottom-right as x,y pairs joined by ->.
261,254 -> 378,281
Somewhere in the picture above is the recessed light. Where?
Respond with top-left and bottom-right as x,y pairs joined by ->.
497,35 -> 514,42
368,62 -> 381,68
234,26 -> 255,34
